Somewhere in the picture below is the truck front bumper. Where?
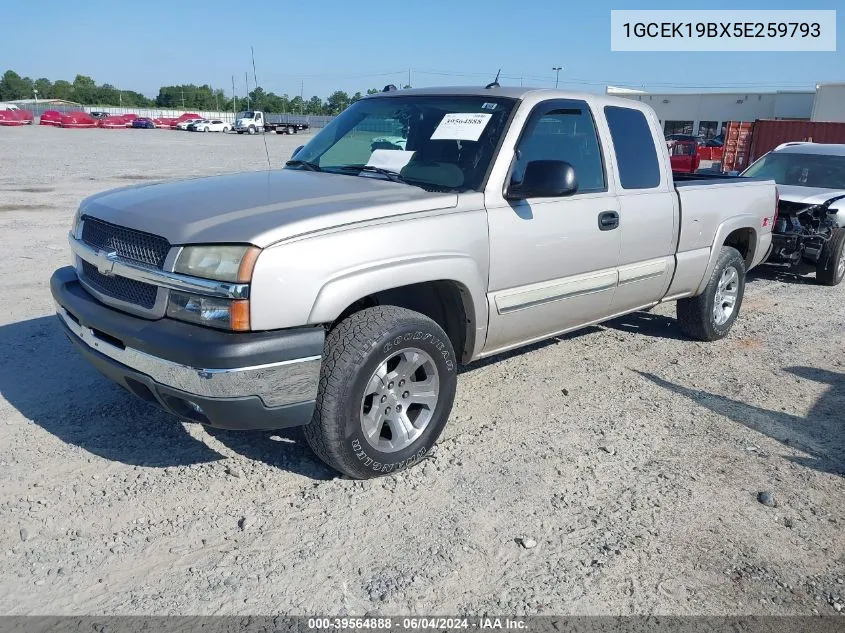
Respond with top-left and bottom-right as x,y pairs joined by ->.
50,267 -> 324,430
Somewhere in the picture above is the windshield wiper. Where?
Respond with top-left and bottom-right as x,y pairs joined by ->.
285,159 -> 322,172
336,164 -> 410,184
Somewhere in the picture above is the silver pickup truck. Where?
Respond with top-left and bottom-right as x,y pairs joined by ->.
51,87 -> 776,478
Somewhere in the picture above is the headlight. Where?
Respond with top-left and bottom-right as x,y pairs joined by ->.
173,244 -> 260,282
167,291 -> 250,331
72,208 -> 83,238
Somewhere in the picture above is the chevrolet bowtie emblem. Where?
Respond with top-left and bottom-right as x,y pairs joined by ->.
96,250 -> 119,276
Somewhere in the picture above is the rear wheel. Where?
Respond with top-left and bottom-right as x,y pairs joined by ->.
816,228 -> 845,286
303,306 -> 457,479
677,246 -> 746,341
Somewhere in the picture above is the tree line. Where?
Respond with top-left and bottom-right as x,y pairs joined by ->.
0,70 -> 411,115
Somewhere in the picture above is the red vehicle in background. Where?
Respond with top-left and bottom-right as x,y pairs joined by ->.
0,109 -> 30,126
39,110 -> 63,126
59,112 -> 98,128
99,115 -> 132,129
669,139 -> 701,174
15,109 -> 34,124
170,112 -> 201,129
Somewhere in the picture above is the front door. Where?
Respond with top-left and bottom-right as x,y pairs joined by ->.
484,99 -> 621,355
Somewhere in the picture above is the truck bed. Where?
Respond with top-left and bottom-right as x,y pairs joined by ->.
673,173 -> 762,185
668,176 -> 776,299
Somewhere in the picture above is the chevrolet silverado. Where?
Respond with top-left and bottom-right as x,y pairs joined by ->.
51,86 -> 777,478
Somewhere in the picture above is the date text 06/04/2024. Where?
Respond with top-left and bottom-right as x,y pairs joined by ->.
306,617 -> 528,630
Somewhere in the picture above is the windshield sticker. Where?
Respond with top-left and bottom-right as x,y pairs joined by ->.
481,103 -> 497,110
430,113 -> 492,141
366,149 -> 416,172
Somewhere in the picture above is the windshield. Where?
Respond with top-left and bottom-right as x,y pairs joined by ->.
237,111 -> 254,119
289,95 -> 517,192
743,152 -> 845,189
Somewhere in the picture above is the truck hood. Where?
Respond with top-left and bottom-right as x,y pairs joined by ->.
777,184 -> 845,213
80,170 -> 458,247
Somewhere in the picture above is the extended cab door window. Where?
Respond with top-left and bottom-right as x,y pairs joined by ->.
603,106 -> 661,189
511,102 -> 606,193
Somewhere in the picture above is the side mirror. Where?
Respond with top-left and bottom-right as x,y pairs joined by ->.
506,160 -> 577,199
291,145 -> 304,159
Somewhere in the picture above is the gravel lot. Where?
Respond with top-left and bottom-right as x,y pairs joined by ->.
0,125 -> 843,616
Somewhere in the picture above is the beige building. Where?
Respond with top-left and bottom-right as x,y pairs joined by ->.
607,86 -> 816,139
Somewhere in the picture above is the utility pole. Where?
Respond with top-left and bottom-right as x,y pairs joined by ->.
245,72 -> 250,109
232,76 -> 237,115
300,80 -> 304,114
408,68 -> 411,88
552,66 -> 563,89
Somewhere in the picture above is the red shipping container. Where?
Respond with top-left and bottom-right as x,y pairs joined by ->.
748,120 -> 845,163
721,121 -> 754,172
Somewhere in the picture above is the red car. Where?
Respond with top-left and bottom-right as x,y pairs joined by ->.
99,115 -> 131,129
39,110 -> 63,126
0,109 -> 28,126
153,117 -> 177,128
12,109 -> 34,124
669,139 -> 701,174
170,112 -> 201,129
59,112 -> 98,128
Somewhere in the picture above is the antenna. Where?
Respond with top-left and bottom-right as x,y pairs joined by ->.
485,69 -> 501,90
251,45 -> 272,170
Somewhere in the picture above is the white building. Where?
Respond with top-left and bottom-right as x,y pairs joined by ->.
811,83 -> 845,122
607,86 -> 816,139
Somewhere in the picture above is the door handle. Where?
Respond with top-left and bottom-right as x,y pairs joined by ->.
598,211 -> 619,231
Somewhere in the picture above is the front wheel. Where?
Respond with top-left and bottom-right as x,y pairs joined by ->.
303,306 -> 457,479
677,246 -> 746,341
816,228 -> 845,286
248,125 -> 256,135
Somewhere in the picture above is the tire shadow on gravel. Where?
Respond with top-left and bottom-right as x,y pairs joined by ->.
0,315 -> 222,468
637,368 -> 845,477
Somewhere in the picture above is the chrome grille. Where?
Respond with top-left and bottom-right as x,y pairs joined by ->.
81,217 -> 170,268
80,261 -> 158,310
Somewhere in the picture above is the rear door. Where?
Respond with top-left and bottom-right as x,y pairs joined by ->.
484,99 -> 621,354
603,105 -> 678,313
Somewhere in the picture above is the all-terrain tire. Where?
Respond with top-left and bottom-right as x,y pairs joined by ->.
677,246 -> 746,341
303,306 -> 457,479
816,227 -> 845,286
